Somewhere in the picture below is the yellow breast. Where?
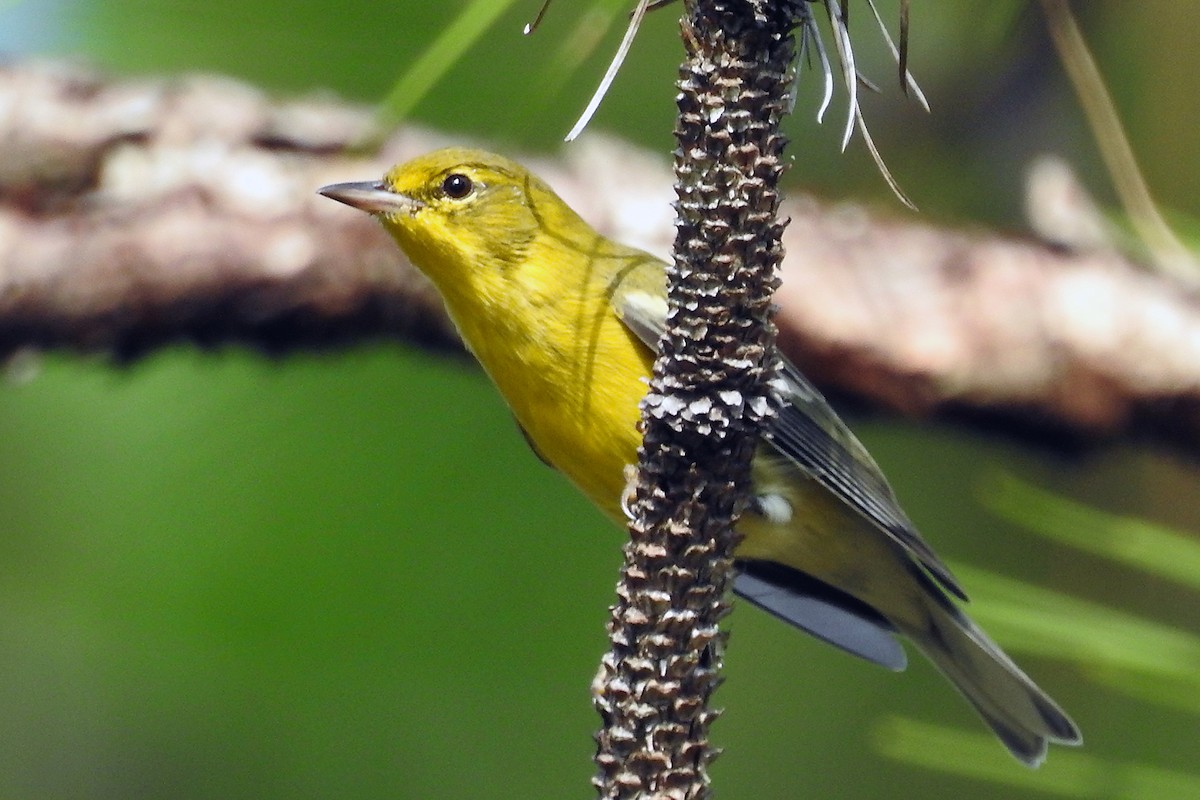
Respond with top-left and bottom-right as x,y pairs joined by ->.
443,240 -> 655,515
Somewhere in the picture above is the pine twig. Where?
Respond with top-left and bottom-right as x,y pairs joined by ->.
591,2 -> 804,797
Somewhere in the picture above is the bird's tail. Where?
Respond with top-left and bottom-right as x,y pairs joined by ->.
904,595 -> 1082,766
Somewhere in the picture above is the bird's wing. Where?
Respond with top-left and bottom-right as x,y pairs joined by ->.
769,360 -> 966,599
612,279 -> 966,601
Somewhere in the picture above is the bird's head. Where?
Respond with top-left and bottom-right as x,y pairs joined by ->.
320,148 -> 555,289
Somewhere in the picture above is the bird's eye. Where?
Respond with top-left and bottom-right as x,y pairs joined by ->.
441,173 -> 474,199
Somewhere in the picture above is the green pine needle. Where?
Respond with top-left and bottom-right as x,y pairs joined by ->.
876,717 -> 1200,798
377,0 -> 520,127
980,472 -> 1200,592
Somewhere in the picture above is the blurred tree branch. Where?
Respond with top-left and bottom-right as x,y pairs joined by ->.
3,60 -> 1199,452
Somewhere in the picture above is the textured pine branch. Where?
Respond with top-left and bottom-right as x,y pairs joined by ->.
591,2 -> 802,797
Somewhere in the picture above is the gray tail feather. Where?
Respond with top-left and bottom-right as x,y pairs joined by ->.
909,599 -> 1082,767
735,562 -> 907,671
734,560 -> 1081,765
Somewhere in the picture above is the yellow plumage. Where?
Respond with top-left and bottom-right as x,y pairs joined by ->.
320,147 -> 1081,765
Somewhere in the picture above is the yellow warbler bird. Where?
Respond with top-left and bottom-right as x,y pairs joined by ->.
320,148 -> 1081,765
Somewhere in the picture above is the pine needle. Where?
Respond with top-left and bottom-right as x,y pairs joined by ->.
565,0 -> 653,142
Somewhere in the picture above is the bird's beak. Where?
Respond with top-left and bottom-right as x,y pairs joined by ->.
318,181 -> 424,215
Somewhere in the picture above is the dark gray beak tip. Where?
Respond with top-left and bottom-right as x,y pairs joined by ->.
317,181 -> 419,215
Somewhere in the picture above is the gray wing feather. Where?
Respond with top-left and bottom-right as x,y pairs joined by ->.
614,287 -> 965,600
770,362 -> 966,599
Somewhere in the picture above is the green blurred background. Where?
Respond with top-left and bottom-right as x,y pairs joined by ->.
2,1 -> 1198,798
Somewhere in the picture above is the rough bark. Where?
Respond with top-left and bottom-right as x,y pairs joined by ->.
591,1 -> 799,796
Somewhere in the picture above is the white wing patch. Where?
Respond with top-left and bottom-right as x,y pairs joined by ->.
754,492 -> 793,526
616,290 -> 669,344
